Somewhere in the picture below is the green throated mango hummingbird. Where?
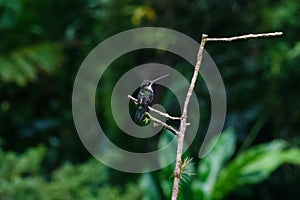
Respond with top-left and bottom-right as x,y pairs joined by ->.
135,74 -> 170,123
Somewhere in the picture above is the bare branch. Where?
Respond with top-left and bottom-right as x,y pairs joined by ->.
206,32 -> 283,42
171,31 -> 283,200
127,95 -> 181,120
146,113 -> 179,135
171,33 -> 208,200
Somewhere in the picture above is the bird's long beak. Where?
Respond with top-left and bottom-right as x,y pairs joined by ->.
150,74 -> 170,84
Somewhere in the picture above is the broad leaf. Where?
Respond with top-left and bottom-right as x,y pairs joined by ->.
193,128 -> 237,200
212,140 -> 300,199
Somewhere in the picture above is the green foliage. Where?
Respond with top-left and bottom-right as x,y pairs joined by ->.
0,0 -> 23,30
192,129 -> 300,200
0,146 -> 46,199
137,129 -> 300,200
1,0 -> 300,199
138,131 -> 176,200
193,128 -> 237,200
0,43 -> 63,86
213,141 -> 300,199
0,145 -> 142,200
140,173 -> 162,200
158,130 -> 177,170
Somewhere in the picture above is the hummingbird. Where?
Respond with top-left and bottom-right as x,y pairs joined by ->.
135,74 -> 170,123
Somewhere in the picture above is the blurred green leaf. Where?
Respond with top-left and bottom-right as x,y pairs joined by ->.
288,42 -> 300,59
140,173 -> 162,200
158,130 -> 177,170
0,145 -> 46,179
213,140 -> 300,199
0,42 -> 63,86
0,145 -> 142,200
193,128 -> 237,200
0,0 -> 23,30
157,131 -> 176,198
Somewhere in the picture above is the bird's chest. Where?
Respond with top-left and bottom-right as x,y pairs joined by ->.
138,89 -> 153,104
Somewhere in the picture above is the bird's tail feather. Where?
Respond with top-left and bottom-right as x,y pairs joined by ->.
135,105 -> 147,123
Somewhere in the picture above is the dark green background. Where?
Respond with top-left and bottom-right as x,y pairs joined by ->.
1,0 -> 299,199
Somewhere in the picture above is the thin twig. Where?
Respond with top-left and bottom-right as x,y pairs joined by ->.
146,113 -> 179,135
206,32 -> 283,42
149,107 -> 182,120
127,95 -> 181,120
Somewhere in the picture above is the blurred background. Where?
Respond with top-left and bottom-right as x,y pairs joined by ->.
1,0 -> 300,199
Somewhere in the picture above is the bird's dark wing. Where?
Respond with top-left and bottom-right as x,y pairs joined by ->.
135,89 -> 153,123
135,105 -> 147,123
